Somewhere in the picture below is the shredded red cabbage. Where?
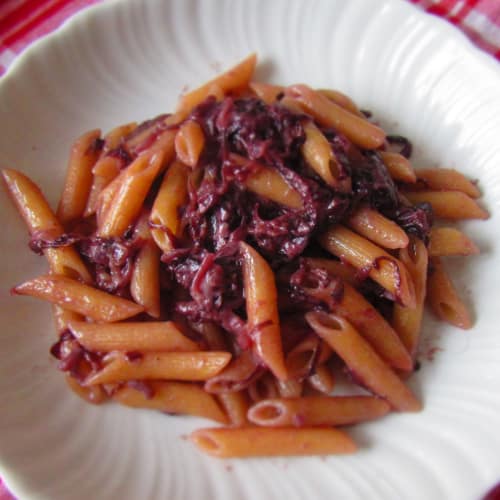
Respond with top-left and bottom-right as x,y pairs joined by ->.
32,95 -> 433,361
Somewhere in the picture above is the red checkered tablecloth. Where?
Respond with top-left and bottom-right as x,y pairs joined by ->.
0,0 -> 499,499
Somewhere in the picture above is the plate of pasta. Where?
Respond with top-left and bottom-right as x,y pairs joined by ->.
1,0 -> 500,499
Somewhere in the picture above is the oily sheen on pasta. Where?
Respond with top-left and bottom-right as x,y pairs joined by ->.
3,54 -> 488,458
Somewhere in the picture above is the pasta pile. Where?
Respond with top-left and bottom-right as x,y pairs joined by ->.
3,54 -> 488,458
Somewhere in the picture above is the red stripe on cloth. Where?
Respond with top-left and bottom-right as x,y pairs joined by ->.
0,0 -> 53,38
450,0 -> 481,24
3,0 -> 76,46
0,0 -> 30,20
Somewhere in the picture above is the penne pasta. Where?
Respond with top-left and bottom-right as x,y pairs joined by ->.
249,81 -> 284,104
307,364 -> 336,394
415,168 -> 480,198
68,320 -> 199,352
2,168 -> 92,283
150,160 -> 189,253
379,151 -> 417,183
229,154 -> 303,209
248,372 -> 280,402
301,121 -> 349,190
347,205 -> 409,250
114,380 -> 228,424
57,129 -> 102,225
85,351 -> 232,385
13,274 -> 144,322
98,151 -> 167,237
190,426 -> 357,457
52,305 -> 83,335
248,396 -> 390,427
333,281 -> 413,372
130,240 -> 161,318
285,84 -> 386,149
427,257 -> 472,329
174,120 -> 205,167
317,88 -> 364,116
393,238 -> 429,358
276,378 -> 304,398
84,156 -> 122,217
404,190 -> 488,220
428,227 -> 480,257
304,257 -> 358,286
319,225 -> 416,308
216,391 -> 251,426
177,53 -> 257,115
241,241 -> 287,380
204,350 -> 263,393
306,311 -> 421,412
285,334 -> 332,380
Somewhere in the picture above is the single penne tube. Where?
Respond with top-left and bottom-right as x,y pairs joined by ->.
333,281 -> 413,371
44,246 -> 93,283
130,240 -> 161,318
216,391 -> 251,426
2,168 -> 63,235
304,257 -> 358,286
319,225 -> 416,308
2,169 -> 92,283
190,426 -> 357,457
415,168 -> 480,198
306,311 -> 421,412
248,372 -> 280,402
285,84 -> 386,149
241,241 -> 287,380
150,160 -> 189,253
249,81 -> 284,103
68,320 -> 199,352
103,122 -> 137,150
95,168 -> 123,227
65,375 -> 107,405
229,154 -> 303,209
174,120 -> 205,167
57,129 -> 102,225
317,88 -> 364,116
84,351 -> 231,385
98,151 -> 166,237
125,115 -> 178,154
248,395 -> 390,427
279,96 -> 305,114
428,227 -> 480,257
276,378 -> 303,398
404,190 -> 488,220
393,238 -> 429,358
285,334 -> 332,380
114,381 -> 228,424
379,151 -> 417,183
205,350 -> 263,393
52,305 -> 83,334
13,274 -> 144,322
177,53 -> 257,114
347,205 -> 409,249
84,156 -> 122,217
307,364 -> 335,394
301,121 -> 349,190
427,257 -> 472,329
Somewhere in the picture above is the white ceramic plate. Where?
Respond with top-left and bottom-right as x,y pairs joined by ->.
1,1 -> 499,499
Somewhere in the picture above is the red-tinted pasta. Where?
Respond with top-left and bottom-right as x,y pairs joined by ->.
4,53 -> 487,458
